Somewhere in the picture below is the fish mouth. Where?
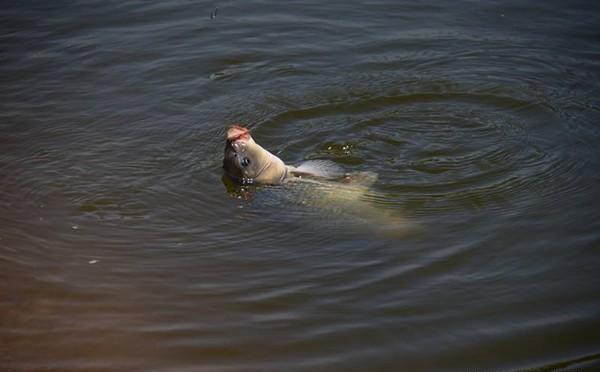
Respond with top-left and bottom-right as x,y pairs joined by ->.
227,125 -> 250,142
223,151 -> 244,181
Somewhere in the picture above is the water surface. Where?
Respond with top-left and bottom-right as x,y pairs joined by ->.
2,1 -> 600,371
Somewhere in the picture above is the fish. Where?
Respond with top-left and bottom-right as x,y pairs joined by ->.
223,125 -> 376,186
222,125 -> 415,236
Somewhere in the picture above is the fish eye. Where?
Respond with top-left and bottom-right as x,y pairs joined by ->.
240,157 -> 251,167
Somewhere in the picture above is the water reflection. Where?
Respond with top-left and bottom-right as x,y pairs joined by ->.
2,0 -> 600,371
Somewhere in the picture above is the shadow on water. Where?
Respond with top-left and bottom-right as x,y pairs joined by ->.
2,0 -> 600,371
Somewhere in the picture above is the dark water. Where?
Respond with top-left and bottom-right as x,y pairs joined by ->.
2,1 -> 600,371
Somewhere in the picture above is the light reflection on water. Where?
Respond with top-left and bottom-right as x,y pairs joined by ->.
1,1 -> 600,371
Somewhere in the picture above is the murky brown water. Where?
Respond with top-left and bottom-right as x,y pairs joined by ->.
2,1 -> 600,371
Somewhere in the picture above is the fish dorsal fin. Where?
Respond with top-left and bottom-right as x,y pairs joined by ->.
291,159 -> 345,179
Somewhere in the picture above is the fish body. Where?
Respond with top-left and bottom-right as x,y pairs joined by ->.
222,125 -> 414,236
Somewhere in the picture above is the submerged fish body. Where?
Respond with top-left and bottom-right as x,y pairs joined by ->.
222,125 -> 414,236
283,173 -> 413,236
283,162 -> 379,210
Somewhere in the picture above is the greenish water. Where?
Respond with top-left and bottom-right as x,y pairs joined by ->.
1,1 -> 600,371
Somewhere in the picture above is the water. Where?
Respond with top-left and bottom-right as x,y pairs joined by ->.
2,1 -> 600,371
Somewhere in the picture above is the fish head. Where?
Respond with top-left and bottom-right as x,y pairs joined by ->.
223,125 -> 273,183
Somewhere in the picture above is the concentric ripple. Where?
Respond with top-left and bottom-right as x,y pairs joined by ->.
2,1 -> 600,372
251,87 -> 590,218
